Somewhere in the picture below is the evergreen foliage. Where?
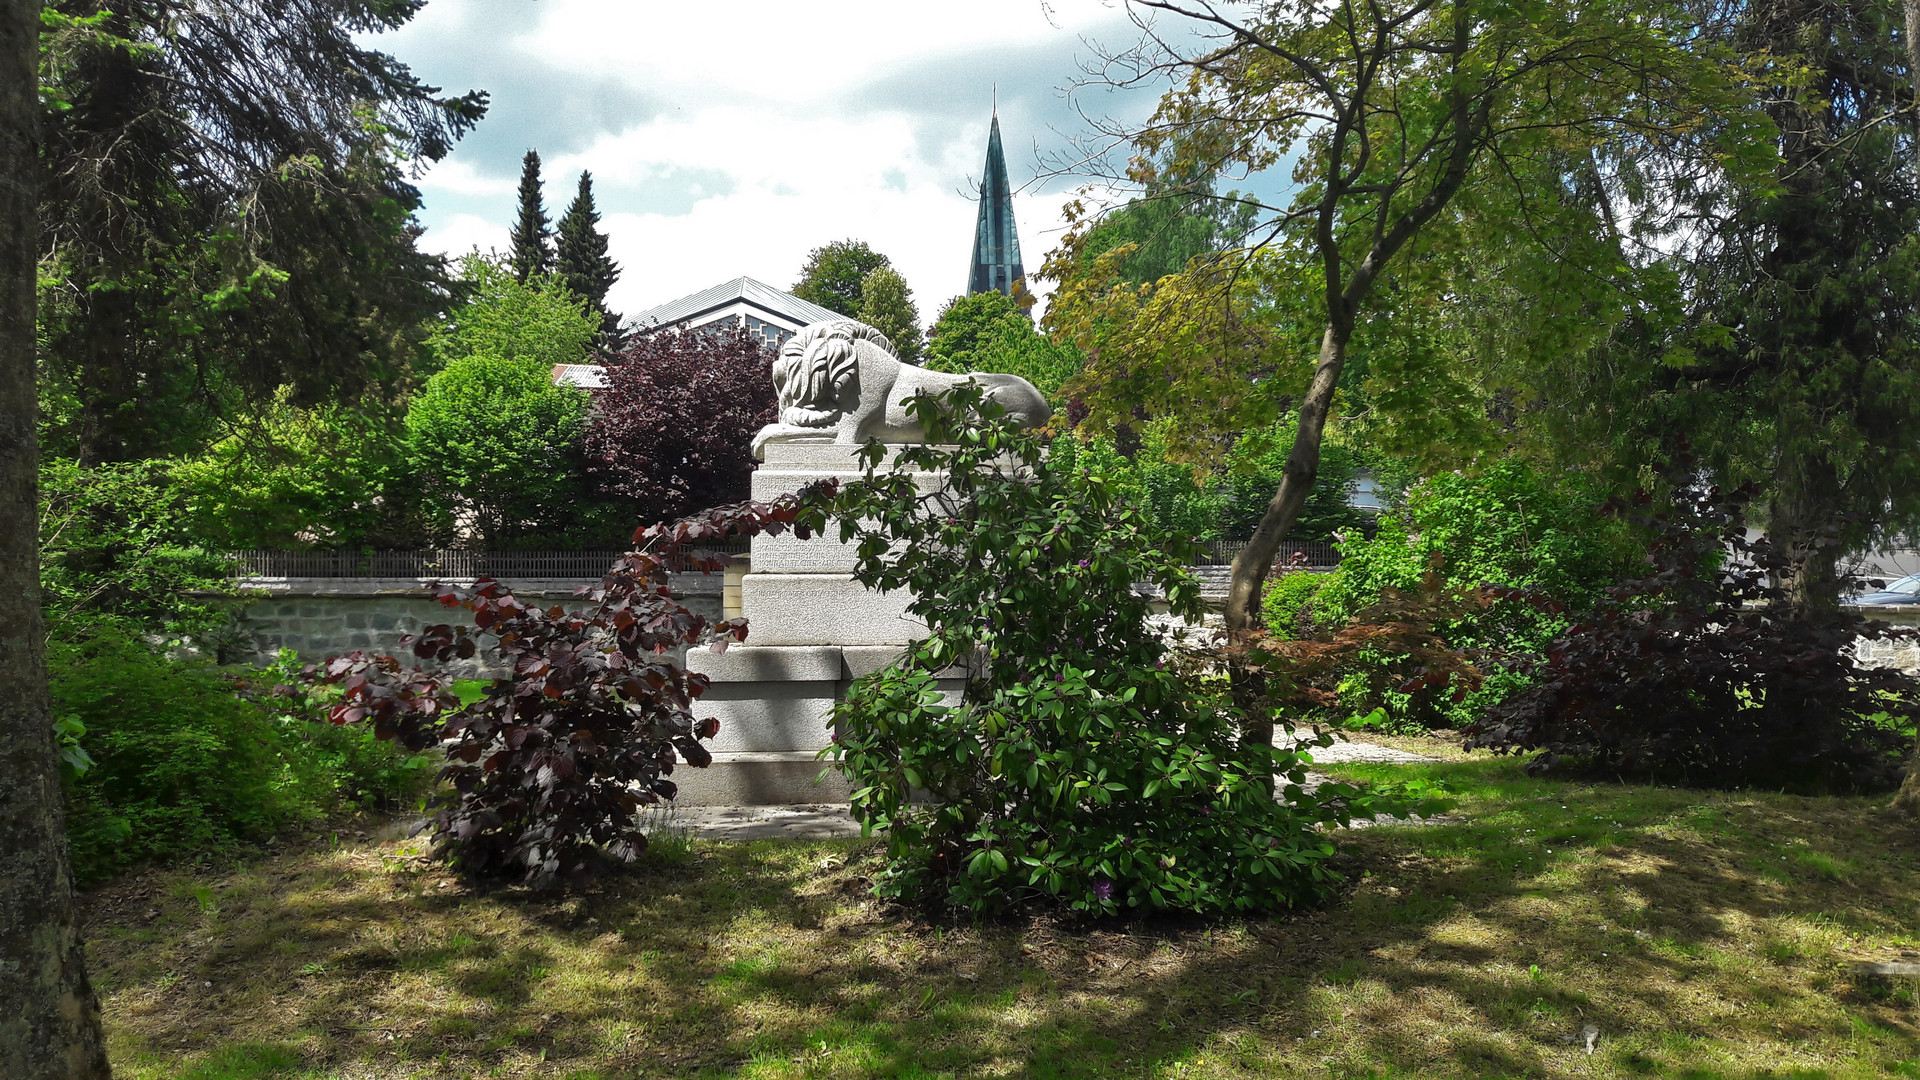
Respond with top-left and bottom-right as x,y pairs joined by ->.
554,169 -> 621,339
508,149 -> 552,283
35,0 -> 485,463
1654,0 -> 1920,612
791,239 -> 890,317
856,265 -> 923,362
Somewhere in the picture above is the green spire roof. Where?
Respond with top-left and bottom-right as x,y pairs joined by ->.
967,113 -> 1025,296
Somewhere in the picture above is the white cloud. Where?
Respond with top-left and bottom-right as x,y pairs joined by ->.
518,0 -> 1128,104
391,0 -> 1155,326
421,212 -> 512,260
414,157 -> 517,198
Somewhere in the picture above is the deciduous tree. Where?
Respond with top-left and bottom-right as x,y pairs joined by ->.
2,0 -> 112,1072
584,325 -> 778,527
856,265 -> 923,361
925,290 -> 1083,401
405,355 -> 593,545
791,239 -> 890,317
1050,0 -> 1752,777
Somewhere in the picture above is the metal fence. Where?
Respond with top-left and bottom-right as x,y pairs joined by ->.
1197,539 -> 1341,567
226,535 -> 1333,579
227,540 -> 750,580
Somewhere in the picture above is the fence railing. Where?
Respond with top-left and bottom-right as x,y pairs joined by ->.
227,540 -> 750,580
1197,539 -> 1341,567
227,536 -> 1334,579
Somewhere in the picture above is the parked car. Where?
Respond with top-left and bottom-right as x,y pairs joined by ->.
1844,573 -> 1920,606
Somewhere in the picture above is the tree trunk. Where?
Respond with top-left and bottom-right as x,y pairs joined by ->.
1225,320 -> 1350,779
1894,143 -> 1920,795
0,0 -> 114,1074
1906,0 -> 1920,180
1769,456 -> 1844,617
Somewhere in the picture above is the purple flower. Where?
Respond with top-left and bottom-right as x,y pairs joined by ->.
1092,879 -> 1115,902
1077,559 -> 1090,568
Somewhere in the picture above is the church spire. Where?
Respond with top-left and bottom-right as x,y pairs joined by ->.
967,112 -> 1024,297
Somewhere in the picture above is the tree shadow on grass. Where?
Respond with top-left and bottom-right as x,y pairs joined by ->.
85,761 -> 1920,1079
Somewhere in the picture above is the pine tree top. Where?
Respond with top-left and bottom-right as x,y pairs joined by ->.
555,170 -> 622,340
509,150 -> 552,283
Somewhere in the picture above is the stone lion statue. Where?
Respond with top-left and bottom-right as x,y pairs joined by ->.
751,319 -> 1051,457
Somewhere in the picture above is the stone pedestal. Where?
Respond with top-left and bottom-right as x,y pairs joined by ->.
673,439 -> 960,805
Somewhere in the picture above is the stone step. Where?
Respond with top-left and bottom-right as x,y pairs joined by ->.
670,752 -> 852,806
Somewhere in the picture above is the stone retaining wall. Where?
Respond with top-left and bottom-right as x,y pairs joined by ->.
237,576 -> 725,677
1853,605 -> 1920,674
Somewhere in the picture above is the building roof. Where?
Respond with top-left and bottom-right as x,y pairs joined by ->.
551,363 -> 608,389
626,275 -> 842,333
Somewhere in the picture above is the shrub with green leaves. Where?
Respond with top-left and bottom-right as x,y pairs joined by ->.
821,388 -> 1436,917
1314,458 -> 1637,731
1262,569 -> 1332,639
39,457 -> 236,642
52,628 -> 434,883
405,352 -> 609,545
173,394 -> 427,550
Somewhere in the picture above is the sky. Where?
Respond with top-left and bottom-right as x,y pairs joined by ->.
366,0 -> 1176,324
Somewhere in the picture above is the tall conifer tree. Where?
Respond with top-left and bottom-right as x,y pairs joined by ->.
509,150 -> 551,283
554,170 -> 621,339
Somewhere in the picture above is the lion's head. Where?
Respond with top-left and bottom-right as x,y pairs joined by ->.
771,320 -> 898,428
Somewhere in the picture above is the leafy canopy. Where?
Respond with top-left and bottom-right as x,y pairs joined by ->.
791,239 -> 890,317
856,265 -> 923,362
404,354 -> 591,545
585,325 -> 778,528
820,387 -> 1440,915
925,290 -> 1083,402
36,0 -> 486,461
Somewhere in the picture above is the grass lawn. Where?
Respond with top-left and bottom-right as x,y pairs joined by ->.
84,740 -> 1920,1079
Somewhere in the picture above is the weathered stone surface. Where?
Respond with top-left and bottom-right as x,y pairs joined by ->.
749,529 -> 865,574
751,320 -> 1049,456
738,574 -> 922,646
694,688 -> 839,754
666,803 -> 866,841
236,577 -> 723,675
687,644 -> 845,683
670,754 -> 851,805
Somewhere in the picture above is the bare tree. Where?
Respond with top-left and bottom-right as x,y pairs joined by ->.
0,0 -> 114,1073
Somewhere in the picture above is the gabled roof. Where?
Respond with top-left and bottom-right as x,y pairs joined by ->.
625,275 -> 842,333
551,363 -> 608,389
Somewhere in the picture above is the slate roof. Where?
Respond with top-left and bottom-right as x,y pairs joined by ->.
625,276 -> 842,333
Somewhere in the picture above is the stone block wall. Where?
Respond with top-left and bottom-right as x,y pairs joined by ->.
238,576 -> 725,678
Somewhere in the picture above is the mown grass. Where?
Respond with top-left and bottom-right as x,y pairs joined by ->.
85,742 -> 1920,1079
